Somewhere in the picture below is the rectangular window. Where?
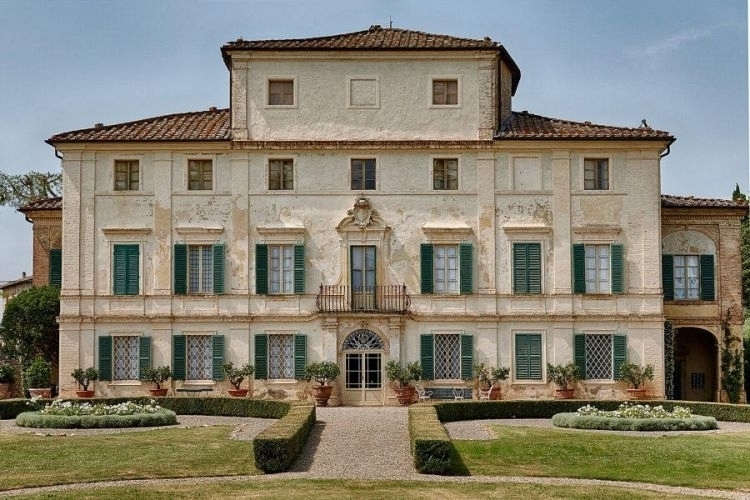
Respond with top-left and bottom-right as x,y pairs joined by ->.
112,336 -> 139,380
690,372 -> 706,390
584,159 -> 609,190
268,79 -> 294,106
673,255 -> 700,300
268,334 -> 295,379
515,334 -> 542,380
269,245 -> 294,294
186,335 -> 213,380
434,333 -> 461,379
432,79 -> 458,105
188,159 -> 213,190
269,159 -> 294,190
188,245 -> 214,294
114,160 -> 139,191
350,159 -> 376,190
113,244 -> 139,295
434,245 -> 459,294
433,159 -> 458,190
585,244 -> 610,293
513,243 -> 542,294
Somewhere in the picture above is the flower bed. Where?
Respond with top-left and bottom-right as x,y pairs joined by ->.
16,399 -> 177,428
552,403 -> 717,431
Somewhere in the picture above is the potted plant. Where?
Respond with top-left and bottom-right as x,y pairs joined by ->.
619,362 -> 654,400
547,362 -> 580,399
0,361 -> 14,399
25,356 -> 52,398
223,362 -> 254,397
142,365 -> 172,397
71,367 -> 99,398
385,360 -> 422,405
489,366 -> 510,400
303,361 -> 340,406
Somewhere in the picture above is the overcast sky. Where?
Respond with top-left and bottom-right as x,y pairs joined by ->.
0,0 -> 747,281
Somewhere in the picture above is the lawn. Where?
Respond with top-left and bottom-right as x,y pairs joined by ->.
0,426 -> 259,490
453,425 -> 750,490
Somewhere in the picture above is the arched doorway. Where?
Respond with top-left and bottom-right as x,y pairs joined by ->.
673,327 -> 717,401
342,329 -> 385,406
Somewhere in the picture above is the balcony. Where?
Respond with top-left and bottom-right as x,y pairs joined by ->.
316,285 -> 411,313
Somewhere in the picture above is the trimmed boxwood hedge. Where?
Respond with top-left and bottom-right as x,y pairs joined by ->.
15,410 -> 177,429
408,405 -> 454,474
253,404 -> 316,473
551,412 -> 718,431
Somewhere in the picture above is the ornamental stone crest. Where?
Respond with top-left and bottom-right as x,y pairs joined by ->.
347,197 -> 377,229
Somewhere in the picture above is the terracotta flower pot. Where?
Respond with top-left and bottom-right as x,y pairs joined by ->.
490,386 -> 502,400
228,389 -> 249,398
0,382 -> 11,399
29,388 -> 52,398
393,385 -> 415,406
626,388 -> 647,400
149,388 -> 168,397
554,388 -> 575,399
312,385 -> 333,406
76,390 -> 95,398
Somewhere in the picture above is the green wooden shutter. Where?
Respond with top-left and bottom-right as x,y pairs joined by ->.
294,245 -> 305,294
49,249 -> 62,287
700,254 -> 715,301
138,336 -> 151,380
127,245 -> 140,295
254,334 -> 268,379
613,334 -> 627,380
515,334 -> 530,379
294,334 -> 307,379
212,335 -> 225,380
213,244 -> 225,294
527,243 -> 542,294
98,336 -> 112,381
420,244 -> 433,294
174,244 -> 187,295
459,243 -> 473,295
256,244 -> 268,295
113,245 -> 128,295
529,334 -> 542,380
460,334 -> 474,380
420,334 -> 434,379
572,244 -> 586,294
513,244 -> 528,294
172,335 -> 186,381
611,244 -> 624,294
574,334 -> 586,379
662,254 -> 674,301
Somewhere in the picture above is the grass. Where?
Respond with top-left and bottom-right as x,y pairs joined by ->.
0,426 -> 259,490
8,479 -> 711,500
454,425 -> 750,490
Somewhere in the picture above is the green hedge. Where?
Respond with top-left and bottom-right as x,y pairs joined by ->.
0,398 -> 44,419
15,410 -> 177,429
551,412 -> 718,431
408,405 -> 454,474
253,404 -> 316,473
434,400 -> 750,423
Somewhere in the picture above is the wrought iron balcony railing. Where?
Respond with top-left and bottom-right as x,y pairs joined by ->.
316,285 -> 410,313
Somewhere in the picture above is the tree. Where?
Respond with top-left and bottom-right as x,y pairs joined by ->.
732,184 -> 750,307
0,285 -> 60,367
0,171 -> 61,208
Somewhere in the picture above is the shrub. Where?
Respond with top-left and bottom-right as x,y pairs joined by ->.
385,360 -> 422,387
222,362 -> 255,390
551,413 -> 717,431
71,367 -> 99,391
0,361 -> 14,383
253,405 -> 316,473
142,366 -> 172,389
408,405 -> 454,474
25,356 -> 51,388
619,362 -> 655,389
303,361 -> 340,386
15,410 -> 177,429
546,362 -> 580,389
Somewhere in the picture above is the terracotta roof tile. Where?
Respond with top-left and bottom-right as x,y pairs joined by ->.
498,111 -> 674,141
18,196 -> 62,212
47,108 -> 230,143
661,194 -> 749,209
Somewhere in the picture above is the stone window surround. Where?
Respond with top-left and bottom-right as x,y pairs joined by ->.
113,158 -> 141,192
579,154 -> 613,192
267,156 -> 296,191
265,75 -> 298,108
431,156 -> 460,190
429,75 -> 462,108
101,227 -> 151,297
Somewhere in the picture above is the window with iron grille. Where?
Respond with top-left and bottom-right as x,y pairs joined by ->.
434,245 -> 459,294
269,245 -> 294,294
268,334 -> 295,379
674,255 -> 700,300
269,159 -> 294,190
584,159 -> 609,190
690,372 -> 705,390
188,245 -> 214,294
268,79 -> 294,106
351,159 -> 376,190
112,336 -> 139,380
585,244 -> 610,293
434,334 -> 461,379
114,160 -> 139,191
432,79 -> 458,105
585,334 -> 613,379
433,159 -> 458,190
188,159 -> 212,190
186,335 -> 212,380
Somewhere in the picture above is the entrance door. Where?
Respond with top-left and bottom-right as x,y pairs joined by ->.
342,329 -> 385,405
351,246 -> 375,310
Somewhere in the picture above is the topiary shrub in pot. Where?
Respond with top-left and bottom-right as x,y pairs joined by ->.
547,362 -> 580,399
0,361 -> 14,399
385,360 -> 422,405
71,367 -> 99,398
25,356 -> 52,398
223,362 -> 255,397
619,362 -> 655,399
303,361 -> 340,406
142,365 -> 173,397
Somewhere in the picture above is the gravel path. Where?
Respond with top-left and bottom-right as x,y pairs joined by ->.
1,410 -> 749,499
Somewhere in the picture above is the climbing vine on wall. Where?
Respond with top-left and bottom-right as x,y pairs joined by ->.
720,319 -> 744,404
663,321 -> 675,400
